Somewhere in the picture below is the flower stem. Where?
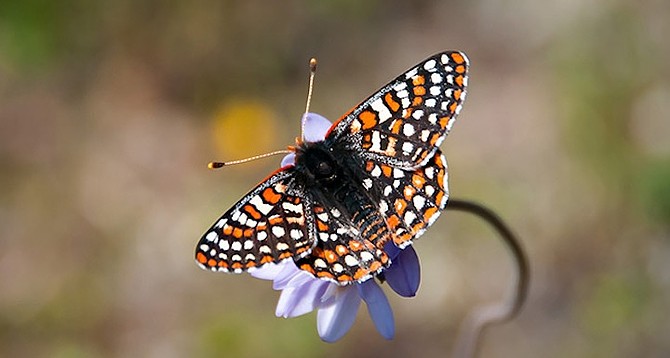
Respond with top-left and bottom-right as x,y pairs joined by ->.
446,199 -> 529,358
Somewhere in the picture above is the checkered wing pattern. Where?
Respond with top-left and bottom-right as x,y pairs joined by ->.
365,149 -> 449,248
326,51 -> 468,169
197,51 -> 468,286
195,169 -> 315,273
295,205 -> 391,284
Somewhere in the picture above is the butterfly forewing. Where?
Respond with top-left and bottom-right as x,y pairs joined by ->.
326,51 -> 468,169
195,169 -> 315,273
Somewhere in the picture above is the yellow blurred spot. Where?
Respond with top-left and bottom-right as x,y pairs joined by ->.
211,99 -> 281,167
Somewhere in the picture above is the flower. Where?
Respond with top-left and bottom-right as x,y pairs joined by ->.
250,113 -> 422,342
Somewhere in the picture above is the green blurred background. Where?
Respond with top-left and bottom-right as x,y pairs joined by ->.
1,1 -> 669,357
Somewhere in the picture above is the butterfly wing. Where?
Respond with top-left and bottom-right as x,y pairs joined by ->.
326,51 -> 468,169
195,168 -> 315,273
363,149 -> 449,249
292,146 -> 447,284
294,204 -> 390,285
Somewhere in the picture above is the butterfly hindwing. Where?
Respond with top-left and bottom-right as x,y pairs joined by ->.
326,51 -> 468,169
195,169 -> 315,273
295,204 -> 390,284
364,149 -> 449,248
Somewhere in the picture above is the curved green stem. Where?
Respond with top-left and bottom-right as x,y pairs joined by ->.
446,199 -> 530,358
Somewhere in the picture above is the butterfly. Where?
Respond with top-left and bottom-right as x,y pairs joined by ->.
196,51 -> 469,285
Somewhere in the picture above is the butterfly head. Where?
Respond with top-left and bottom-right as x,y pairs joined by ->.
294,141 -> 339,183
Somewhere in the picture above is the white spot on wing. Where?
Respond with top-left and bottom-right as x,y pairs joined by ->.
250,196 -> 273,215
370,165 -> 382,178
402,142 -> 414,154
360,251 -> 374,262
413,195 -> 426,209
420,130 -> 430,142
379,200 -> 388,214
314,258 -> 327,268
441,54 -> 450,64
404,211 -> 417,225
370,131 -> 382,151
403,123 -> 415,136
272,226 -> 286,238
282,202 -> 302,213
231,211 -> 240,221
371,98 -> 392,123
423,59 -> 437,70
290,229 -> 303,240
393,82 -> 407,91
206,231 -> 218,242
363,178 -> 373,189
344,255 -> 359,267
404,68 -> 418,79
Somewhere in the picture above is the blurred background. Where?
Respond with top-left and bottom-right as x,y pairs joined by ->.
1,0 -> 669,357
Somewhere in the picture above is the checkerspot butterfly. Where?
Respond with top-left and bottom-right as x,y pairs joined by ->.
196,51 -> 469,285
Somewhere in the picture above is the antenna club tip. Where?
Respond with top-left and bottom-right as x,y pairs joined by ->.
208,162 -> 225,169
309,58 -> 317,72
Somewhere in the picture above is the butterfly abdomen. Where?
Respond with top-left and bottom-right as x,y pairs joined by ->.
295,142 -> 391,249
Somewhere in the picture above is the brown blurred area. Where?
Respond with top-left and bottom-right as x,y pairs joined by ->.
1,1 -> 669,357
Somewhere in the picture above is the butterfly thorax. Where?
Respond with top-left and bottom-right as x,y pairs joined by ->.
293,141 -> 390,248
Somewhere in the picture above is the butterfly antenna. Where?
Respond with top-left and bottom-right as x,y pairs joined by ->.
305,58 -> 317,114
301,57 -> 318,138
208,149 -> 292,169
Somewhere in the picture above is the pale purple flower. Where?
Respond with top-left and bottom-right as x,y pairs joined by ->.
250,243 -> 420,342
250,113 -> 422,342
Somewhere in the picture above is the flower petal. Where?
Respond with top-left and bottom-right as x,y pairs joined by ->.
317,287 -> 361,342
250,261 -> 291,281
280,153 -> 296,167
302,113 -> 332,143
271,262 -> 303,290
384,245 -> 421,297
357,280 -> 395,340
276,278 -> 330,318
383,241 -> 401,260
